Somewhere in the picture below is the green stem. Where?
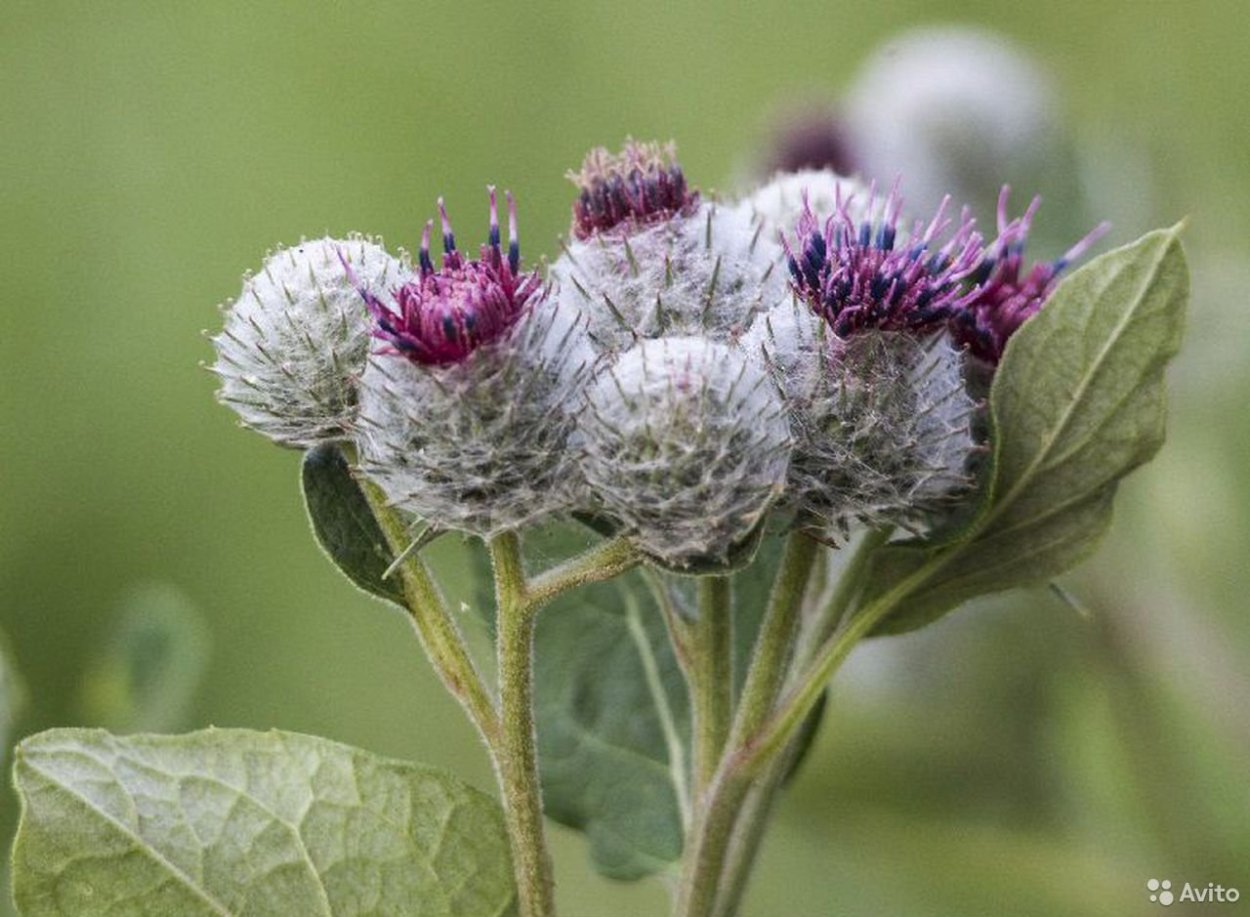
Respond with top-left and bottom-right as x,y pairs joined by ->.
490,531 -> 557,917
710,529 -> 889,917
730,533 -> 819,746
737,554 -> 943,778
525,537 -> 639,610
808,528 -> 893,649
710,752 -> 790,917
355,467 -> 499,746
674,770 -> 752,917
691,575 -> 733,797
676,534 -> 820,917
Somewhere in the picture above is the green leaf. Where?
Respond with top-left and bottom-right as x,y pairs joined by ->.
302,443 -> 405,607
77,584 -> 210,734
867,226 -> 1189,634
12,728 -> 516,917
470,527 -> 815,880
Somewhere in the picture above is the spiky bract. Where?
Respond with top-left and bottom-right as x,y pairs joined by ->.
789,332 -> 978,536
576,336 -> 790,568
551,200 -> 786,352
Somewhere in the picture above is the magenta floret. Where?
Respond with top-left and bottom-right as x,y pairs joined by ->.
568,140 -> 699,240
784,183 -> 985,337
344,189 -> 543,367
952,187 -> 1110,363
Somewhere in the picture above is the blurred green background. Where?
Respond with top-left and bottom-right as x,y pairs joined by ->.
2,2 -> 1247,915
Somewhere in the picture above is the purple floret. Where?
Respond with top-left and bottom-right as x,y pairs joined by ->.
343,189 -> 543,367
952,187 -> 1110,363
568,140 -> 699,240
785,182 -> 985,337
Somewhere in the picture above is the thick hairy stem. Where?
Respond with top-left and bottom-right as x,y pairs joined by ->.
675,534 -> 820,917
691,575 -> 734,797
711,749 -> 793,917
491,531 -> 557,917
675,771 -> 751,917
355,461 -> 500,746
739,554 -> 943,779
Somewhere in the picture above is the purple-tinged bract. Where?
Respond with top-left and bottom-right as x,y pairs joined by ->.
952,187 -> 1110,363
569,140 -> 699,240
347,189 -> 542,366
785,183 -> 984,337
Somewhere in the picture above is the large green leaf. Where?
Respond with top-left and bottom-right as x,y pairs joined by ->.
302,444 -> 405,607
77,584 -> 210,734
471,528 -> 805,881
866,226 -> 1188,634
12,728 -> 516,917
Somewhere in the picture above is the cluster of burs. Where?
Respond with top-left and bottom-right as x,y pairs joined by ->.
211,142 -> 983,572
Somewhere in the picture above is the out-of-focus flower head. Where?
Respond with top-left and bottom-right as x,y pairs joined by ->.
843,26 -> 1061,221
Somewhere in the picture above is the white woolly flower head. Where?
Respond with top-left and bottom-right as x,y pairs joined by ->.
790,332 -> 979,536
577,336 -> 791,570
551,200 -> 787,353
353,190 -> 596,536
356,299 -> 594,536
211,236 -> 405,448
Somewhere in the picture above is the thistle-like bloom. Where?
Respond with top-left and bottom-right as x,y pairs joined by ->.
569,140 -> 699,240
352,190 -> 595,536
211,236 -> 404,448
349,189 -> 542,366
784,183 -> 984,337
553,140 -> 787,351
952,188 -> 1110,363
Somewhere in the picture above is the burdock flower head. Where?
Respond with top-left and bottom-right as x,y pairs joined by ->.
784,182 -> 984,337
763,182 -> 984,535
952,188 -> 1110,364
569,139 -> 699,240
353,190 -> 594,536
552,140 -> 787,350
577,336 -> 791,569
211,235 -> 405,448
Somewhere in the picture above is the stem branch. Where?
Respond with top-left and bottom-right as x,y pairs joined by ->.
525,537 -> 640,610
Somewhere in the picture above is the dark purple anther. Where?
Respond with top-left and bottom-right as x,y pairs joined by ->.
341,188 -> 542,367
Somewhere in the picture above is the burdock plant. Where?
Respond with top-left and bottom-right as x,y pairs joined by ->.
11,140 -> 1187,917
